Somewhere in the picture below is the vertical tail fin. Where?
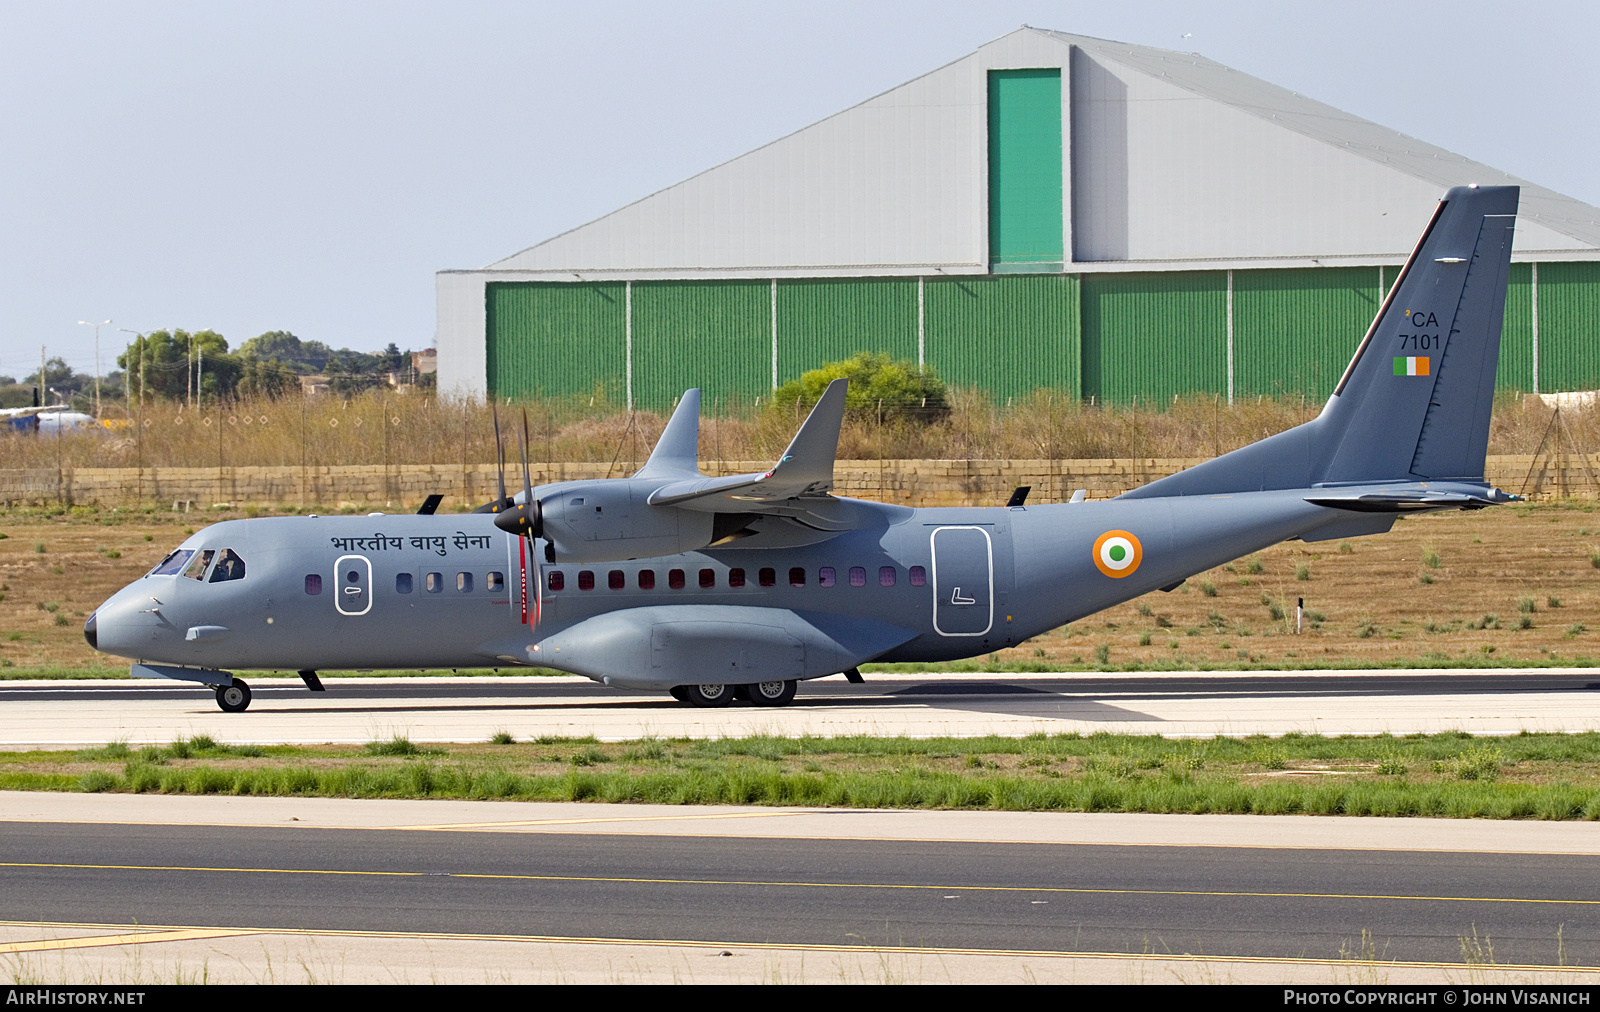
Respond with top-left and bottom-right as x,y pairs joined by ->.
1124,185 -> 1518,499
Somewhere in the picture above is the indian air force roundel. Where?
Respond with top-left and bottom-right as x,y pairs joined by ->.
1092,530 -> 1143,578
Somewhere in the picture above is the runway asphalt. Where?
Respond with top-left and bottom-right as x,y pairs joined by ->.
2,795 -> 1599,984
2,669 -> 1599,746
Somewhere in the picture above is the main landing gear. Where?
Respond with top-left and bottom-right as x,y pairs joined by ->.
214,678 -> 252,713
670,679 -> 798,708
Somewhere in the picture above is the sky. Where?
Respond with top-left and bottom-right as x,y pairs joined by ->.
2,0 -> 1596,383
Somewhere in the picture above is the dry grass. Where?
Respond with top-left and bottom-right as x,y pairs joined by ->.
4,500 -> 1600,674
9,389 -> 1592,472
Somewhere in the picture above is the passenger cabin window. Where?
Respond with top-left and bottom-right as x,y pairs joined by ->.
819,567 -> 836,587
909,565 -> 926,587
305,574 -> 323,595
577,570 -> 594,591
457,572 -> 473,593
208,549 -> 246,583
425,572 -> 444,593
150,550 -> 193,577
668,569 -> 685,590
487,571 -> 505,592
698,568 -> 715,589
758,568 -> 775,588
182,550 -> 215,581
608,570 -> 625,590
638,569 -> 656,590
396,573 -> 413,594
547,571 -> 564,592
849,567 -> 866,587
728,568 -> 746,588
789,567 -> 806,587
879,566 -> 897,587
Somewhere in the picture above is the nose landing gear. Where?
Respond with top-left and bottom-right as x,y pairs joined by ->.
214,678 -> 252,713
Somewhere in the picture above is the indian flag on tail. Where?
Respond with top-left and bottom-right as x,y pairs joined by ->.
1393,356 -> 1430,376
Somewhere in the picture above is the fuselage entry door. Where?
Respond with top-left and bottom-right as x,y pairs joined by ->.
334,554 -> 373,617
931,526 -> 993,637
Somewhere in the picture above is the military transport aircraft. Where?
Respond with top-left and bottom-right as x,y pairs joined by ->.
87,185 -> 1521,712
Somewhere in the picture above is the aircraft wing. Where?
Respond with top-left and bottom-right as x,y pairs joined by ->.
646,378 -> 849,512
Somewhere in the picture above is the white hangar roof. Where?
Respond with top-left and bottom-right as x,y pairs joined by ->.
479,27 -> 1600,278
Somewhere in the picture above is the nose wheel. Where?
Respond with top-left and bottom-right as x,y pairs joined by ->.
214,678 -> 252,713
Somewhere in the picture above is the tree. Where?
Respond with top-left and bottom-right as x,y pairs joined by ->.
236,331 -> 336,374
117,329 -> 239,402
770,352 -> 949,423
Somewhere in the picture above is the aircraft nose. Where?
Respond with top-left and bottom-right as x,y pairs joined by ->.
83,612 -> 97,650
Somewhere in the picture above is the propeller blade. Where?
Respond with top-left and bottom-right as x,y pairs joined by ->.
492,403 -> 508,510
494,407 -> 544,540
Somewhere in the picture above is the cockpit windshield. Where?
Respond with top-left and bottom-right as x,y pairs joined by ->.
148,549 -> 194,577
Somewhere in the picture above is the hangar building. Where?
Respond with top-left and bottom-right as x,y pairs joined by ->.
436,27 -> 1600,409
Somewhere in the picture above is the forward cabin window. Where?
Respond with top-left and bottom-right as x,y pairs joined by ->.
208,549 -> 246,583
546,571 -> 564,592
395,573 -> 413,594
577,570 -> 595,591
698,568 -> 715,589
305,574 -> 323,595
457,572 -> 474,593
608,569 -> 625,590
425,572 -> 444,593
758,568 -> 776,588
728,568 -> 746,588
909,565 -> 926,587
849,567 -> 866,587
819,567 -> 836,588
789,567 -> 806,588
668,568 -> 686,590
638,569 -> 656,590
487,571 -> 505,592
879,566 -> 897,587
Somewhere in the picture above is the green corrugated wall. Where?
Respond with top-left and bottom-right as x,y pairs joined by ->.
631,280 -> 770,412
485,282 -> 625,401
924,276 -> 1080,401
1081,273 -> 1227,405
483,266 -> 1600,409
1499,263 -> 1534,393
1232,267 -> 1382,401
987,70 -> 1063,270
1536,262 -> 1600,393
775,279 -> 918,384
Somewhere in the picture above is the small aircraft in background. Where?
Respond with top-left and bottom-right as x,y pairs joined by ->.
1,404 -> 107,435
86,185 -> 1522,712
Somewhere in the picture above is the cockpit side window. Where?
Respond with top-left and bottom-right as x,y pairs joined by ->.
182,550 -> 216,581
208,549 -> 246,583
148,549 -> 193,577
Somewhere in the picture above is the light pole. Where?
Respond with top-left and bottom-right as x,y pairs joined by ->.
78,319 -> 111,417
118,328 -> 148,408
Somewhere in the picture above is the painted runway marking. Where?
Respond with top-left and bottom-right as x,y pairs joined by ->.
0,927 -> 255,953
3,860 -> 1595,908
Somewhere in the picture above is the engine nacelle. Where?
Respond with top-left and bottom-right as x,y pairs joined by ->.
538,480 -> 717,563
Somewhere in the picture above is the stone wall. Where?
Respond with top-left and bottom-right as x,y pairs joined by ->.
0,455 -> 1586,510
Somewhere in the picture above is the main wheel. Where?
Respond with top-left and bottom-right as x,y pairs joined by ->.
746,679 -> 797,707
678,682 -> 735,708
215,678 -> 252,713
668,686 -> 690,702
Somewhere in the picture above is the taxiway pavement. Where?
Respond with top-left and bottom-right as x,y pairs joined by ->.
2,670 -> 1599,747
